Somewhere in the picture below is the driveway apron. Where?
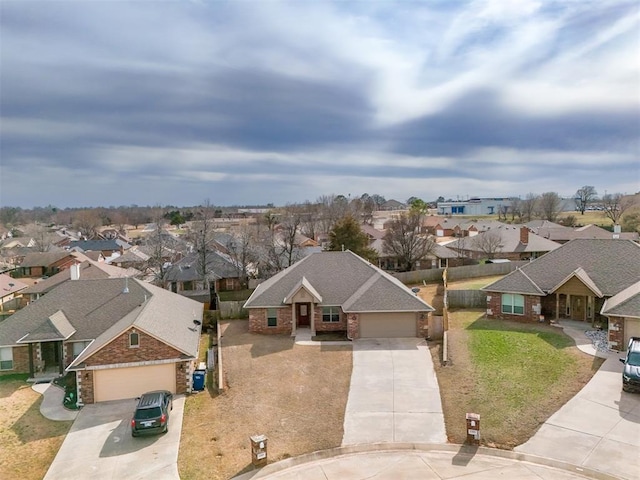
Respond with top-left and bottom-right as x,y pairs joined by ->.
515,355 -> 640,480
342,337 -> 446,445
44,395 -> 184,480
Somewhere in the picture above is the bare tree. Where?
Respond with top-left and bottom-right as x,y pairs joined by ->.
278,207 -> 303,268
299,201 -> 320,241
602,193 -> 633,224
383,211 -> 435,271
509,198 -> 522,222
192,200 -> 217,288
574,186 -> 598,215
520,193 -> 539,222
144,207 -> 183,283
226,227 -> 259,289
73,209 -> 102,239
537,192 -> 562,222
472,231 -> 503,259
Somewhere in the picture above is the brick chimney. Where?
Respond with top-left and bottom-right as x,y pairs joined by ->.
520,226 -> 529,245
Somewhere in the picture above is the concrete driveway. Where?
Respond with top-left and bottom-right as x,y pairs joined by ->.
342,337 -> 446,445
515,355 -> 640,480
44,395 -> 184,480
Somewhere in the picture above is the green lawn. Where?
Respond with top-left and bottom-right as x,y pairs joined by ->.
447,275 -> 504,290
433,310 -> 603,448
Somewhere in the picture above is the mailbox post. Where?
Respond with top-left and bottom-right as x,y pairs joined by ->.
250,434 -> 268,467
465,413 -> 480,445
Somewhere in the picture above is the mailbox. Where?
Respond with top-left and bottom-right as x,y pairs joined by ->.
465,413 -> 480,445
250,434 -> 268,467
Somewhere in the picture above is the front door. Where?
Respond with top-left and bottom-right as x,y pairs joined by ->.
297,303 -> 310,327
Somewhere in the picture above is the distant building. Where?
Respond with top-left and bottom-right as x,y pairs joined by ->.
437,197 -> 516,216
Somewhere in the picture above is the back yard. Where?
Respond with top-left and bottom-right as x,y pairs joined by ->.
178,320 -> 352,480
0,375 -> 72,480
431,310 -> 604,448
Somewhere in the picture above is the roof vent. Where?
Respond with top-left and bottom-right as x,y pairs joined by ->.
123,277 -> 129,294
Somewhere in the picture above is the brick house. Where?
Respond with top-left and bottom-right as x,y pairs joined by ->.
14,251 -> 77,278
0,277 -> 202,404
482,239 -> 640,351
244,251 -> 434,339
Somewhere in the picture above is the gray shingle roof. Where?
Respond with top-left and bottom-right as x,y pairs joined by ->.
68,239 -> 121,251
454,225 -> 561,254
483,239 -> 640,297
0,278 -> 202,362
163,251 -> 239,282
19,251 -> 74,268
244,251 -> 433,312
601,281 -> 640,318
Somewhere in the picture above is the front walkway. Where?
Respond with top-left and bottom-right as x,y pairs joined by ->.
342,338 -> 446,445
32,382 -> 79,421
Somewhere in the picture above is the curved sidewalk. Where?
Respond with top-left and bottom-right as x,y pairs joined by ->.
233,444 -> 619,480
32,382 -> 79,421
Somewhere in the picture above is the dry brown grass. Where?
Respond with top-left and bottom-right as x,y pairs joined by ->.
0,376 -> 73,480
178,320 -> 353,480
430,310 -> 604,449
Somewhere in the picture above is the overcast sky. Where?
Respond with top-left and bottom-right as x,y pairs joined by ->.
1,0 -> 638,209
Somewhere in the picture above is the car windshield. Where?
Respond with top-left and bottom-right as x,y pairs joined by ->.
627,352 -> 640,366
134,407 -> 161,420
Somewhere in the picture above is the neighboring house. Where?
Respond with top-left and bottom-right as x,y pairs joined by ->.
163,251 -> 242,304
0,277 -> 203,403
21,259 -> 139,304
244,251 -> 434,339
0,274 -> 28,312
601,281 -> 640,351
380,199 -> 407,211
445,225 -> 561,261
482,239 -> 640,350
67,239 -> 129,259
109,247 -> 150,270
433,219 -> 504,238
526,221 -> 639,243
14,251 -> 78,278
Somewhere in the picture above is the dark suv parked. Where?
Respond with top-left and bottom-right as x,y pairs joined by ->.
131,390 -> 173,437
620,337 -> 640,393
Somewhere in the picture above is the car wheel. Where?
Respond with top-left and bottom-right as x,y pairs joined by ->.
132,432 -> 138,437
622,385 -> 631,393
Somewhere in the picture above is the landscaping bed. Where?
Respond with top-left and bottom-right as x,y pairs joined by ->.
430,310 -> 604,449
0,374 -> 73,480
178,319 -> 352,480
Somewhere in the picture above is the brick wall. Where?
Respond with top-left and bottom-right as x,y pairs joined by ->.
248,308 -> 292,334
608,317 -> 625,351
84,328 -> 182,366
80,370 -> 95,404
175,362 -> 188,394
315,306 -> 347,332
486,293 -> 543,322
0,345 -> 31,375
347,313 -> 360,340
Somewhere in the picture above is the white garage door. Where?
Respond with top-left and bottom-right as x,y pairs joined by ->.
94,364 -> 176,402
360,313 -> 416,338
625,319 -> 640,349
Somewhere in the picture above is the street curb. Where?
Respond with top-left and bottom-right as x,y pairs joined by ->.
232,443 -> 620,480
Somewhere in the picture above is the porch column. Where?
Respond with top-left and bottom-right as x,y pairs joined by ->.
57,341 -> 64,374
291,304 -> 296,336
567,294 -> 571,319
310,303 -> 316,337
28,343 -> 34,377
555,294 -> 560,321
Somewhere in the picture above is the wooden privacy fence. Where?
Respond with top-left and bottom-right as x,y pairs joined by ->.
393,261 -> 527,285
447,290 -> 487,308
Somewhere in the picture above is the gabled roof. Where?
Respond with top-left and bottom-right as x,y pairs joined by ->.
601,281 -> 640,319
22,259 -> 138,295
0,278 -> 202,363
283,277 -> 323,304
19,251 -> 75,268
163,251 -> 239,282
68,239 -> 124,252
549,267 -> 603,297
244,251 -> 433,312
453,225 -> 561,254
484,239 -> 640,297
482,268 -> 545,295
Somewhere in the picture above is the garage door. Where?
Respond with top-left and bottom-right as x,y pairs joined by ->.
94,364 -> 176,402
359,313 -> 416,338
625,319 -> 640,349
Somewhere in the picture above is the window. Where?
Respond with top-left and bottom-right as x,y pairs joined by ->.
267,309 -> 277,327
72,341 -> 91,358
0,347 -> 13,370
129,332 -> 140,348
322,306 -> 341,323
182,281 -> 193,291
501,294 -> 525,315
